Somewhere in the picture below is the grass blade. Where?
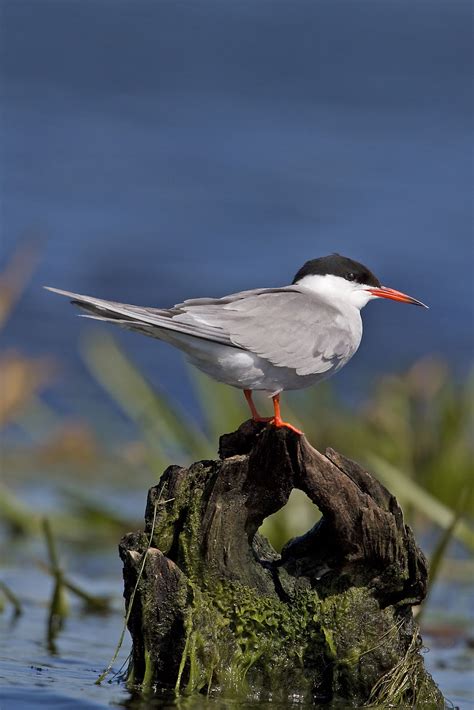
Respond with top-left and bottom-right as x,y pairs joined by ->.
367,454 -> 474,550
81,332 -> 213,463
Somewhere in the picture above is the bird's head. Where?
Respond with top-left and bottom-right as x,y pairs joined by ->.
292,254 -> 428,311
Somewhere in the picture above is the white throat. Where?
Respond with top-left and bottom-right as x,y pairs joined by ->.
295,274 -> 377,310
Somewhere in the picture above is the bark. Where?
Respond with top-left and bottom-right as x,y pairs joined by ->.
119,421 -> 444,706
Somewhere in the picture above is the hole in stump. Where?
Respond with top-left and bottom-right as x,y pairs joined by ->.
259,489 -> 322,554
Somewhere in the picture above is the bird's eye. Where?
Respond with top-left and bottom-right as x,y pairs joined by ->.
347,273 -> 356,281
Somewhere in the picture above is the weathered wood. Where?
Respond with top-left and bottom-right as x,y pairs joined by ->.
119,421 -> 444,705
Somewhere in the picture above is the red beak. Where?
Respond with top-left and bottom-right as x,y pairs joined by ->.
367,286 -> 428,308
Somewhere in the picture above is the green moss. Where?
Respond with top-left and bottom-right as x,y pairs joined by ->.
173,581 -> 238,695
162,578 -> 441,706
152,463 -> 216,580
322,627 -> 337,659
171,580 -> 319,699
142,648 -> 154,691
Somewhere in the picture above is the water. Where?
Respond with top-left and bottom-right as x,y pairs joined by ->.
0,566 -> 131,709
1,0 -> 473,424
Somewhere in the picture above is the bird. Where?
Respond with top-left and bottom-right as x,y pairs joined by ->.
45,254 -> 427,435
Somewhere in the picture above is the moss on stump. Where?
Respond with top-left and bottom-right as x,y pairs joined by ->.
119,421 -> 444,706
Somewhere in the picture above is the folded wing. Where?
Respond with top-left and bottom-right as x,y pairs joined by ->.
46,286 -> 356,375
176,288 -> 354,375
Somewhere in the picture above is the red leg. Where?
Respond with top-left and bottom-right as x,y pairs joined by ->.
271,393 -> 303,435
244,389 -> 272,422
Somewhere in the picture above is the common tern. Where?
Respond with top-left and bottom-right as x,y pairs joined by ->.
46,254 -> 427,434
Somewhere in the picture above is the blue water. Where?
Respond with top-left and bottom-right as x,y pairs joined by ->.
1,0 -> 473,425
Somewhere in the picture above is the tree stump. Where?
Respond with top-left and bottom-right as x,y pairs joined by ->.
119,421 -> 444,706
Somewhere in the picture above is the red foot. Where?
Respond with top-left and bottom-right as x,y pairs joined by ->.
271,417 -> 303,435
270,393 -> 304,435
243,390 -> 304,435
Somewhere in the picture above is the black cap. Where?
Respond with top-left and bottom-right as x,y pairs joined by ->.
292,254 -> 381,287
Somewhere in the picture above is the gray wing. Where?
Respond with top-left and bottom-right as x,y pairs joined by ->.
45,286 -> 354,375
176,288 -> 355,375
44,286 -> 241,346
